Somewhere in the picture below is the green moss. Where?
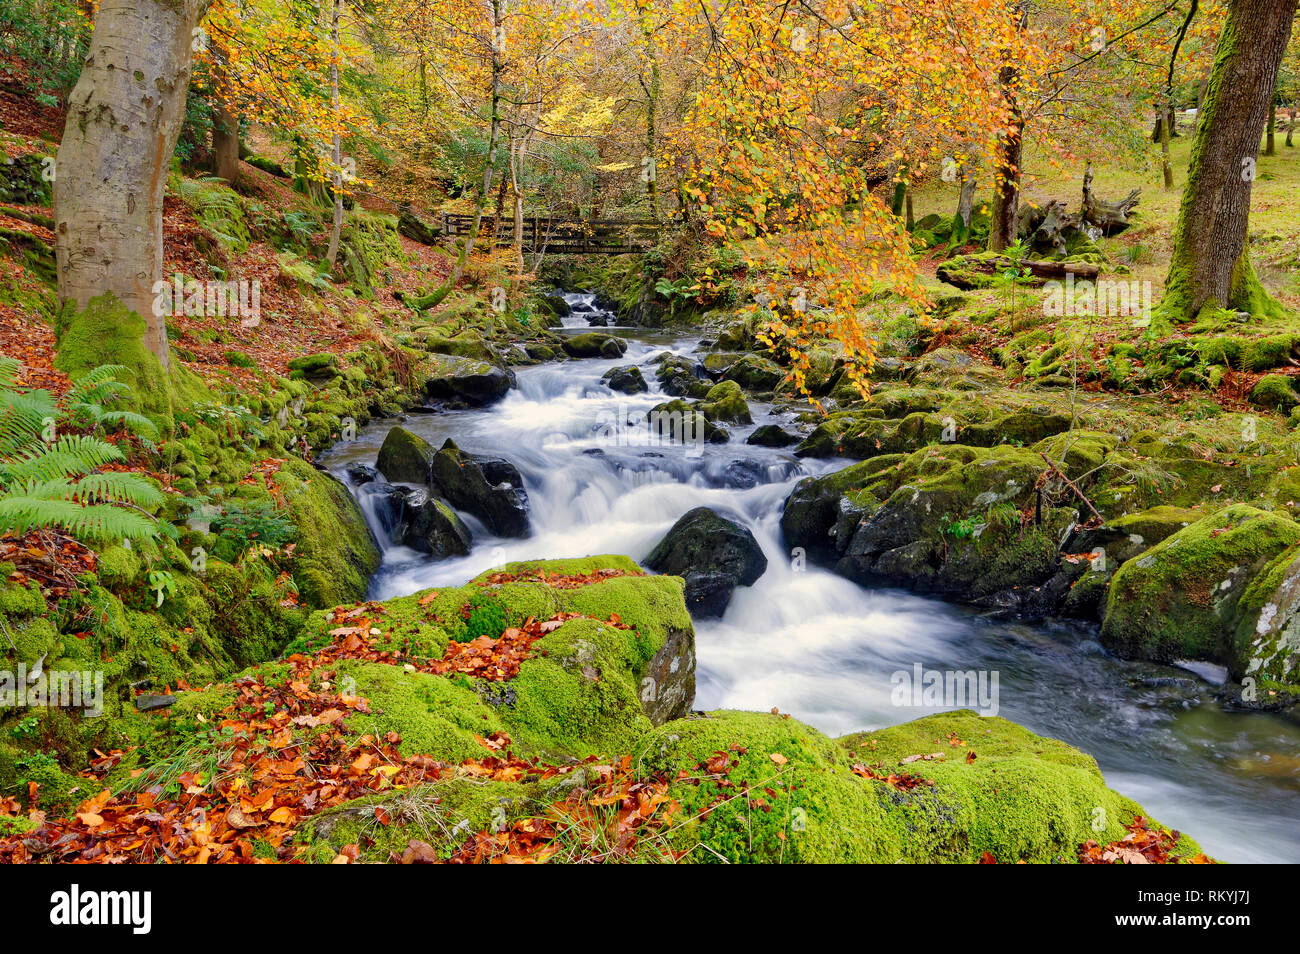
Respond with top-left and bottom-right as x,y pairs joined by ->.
699,379 -> 752,424
53,294 -> 211,426
339,661 -> 505,762
1249,374 -> 1298,411
1102,504 -> 1300,669
633,709 -> 1183,863
276,456 -> 380,607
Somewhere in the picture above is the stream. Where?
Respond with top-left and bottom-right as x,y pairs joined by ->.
323,297 -> 1300,864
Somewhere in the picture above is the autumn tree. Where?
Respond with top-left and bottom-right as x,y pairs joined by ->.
1159,0 -> 1298,322
53,0 -> 213,390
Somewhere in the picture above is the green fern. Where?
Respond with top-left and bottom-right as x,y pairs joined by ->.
0,364 -> 163,544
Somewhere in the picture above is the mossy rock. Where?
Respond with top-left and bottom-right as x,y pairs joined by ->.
602,365 -> 648,394
635,709 -> 1190,863
1248,374 -> 1298,412
277,456 -> 380,608
561,332 -> 627,359
699,379 -> 752,425
423,353 -> 512,406
286,353 -> 340,381
723,353 -> 785,391
1101,504 -> 1300,676
376,425 -> 436,483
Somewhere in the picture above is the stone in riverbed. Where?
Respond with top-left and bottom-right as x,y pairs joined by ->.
1101,503 -> 1300,684
644,507 -> 767,617
400,490 -> 473,558
602,365 -> 648,394
562,332 -> 627,359
376,426 -> 437,483
423,353 -> 513,406
747,423 -> 798,447
428,438 -> 530,537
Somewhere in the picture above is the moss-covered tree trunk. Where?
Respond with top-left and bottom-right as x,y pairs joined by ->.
53,0 -> 212,371
987,1 -> 1027,253
1159,0 -> 1298,322
212,100 -> 241,186
323,0 -> 344,269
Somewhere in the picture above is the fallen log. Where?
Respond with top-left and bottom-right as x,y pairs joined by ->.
936,253 -> 1102,290
397,204 -> 440,245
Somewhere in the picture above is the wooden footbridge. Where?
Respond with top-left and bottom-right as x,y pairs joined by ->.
439,213 -> 659,255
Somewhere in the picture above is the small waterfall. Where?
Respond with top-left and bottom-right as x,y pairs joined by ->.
559,290 -> 621,328
323,325 -> 1300,863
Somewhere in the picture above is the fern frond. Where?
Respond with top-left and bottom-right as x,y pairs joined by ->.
71,472 -> 163,507
93,409 -> 159,440
65,365 -> 130,407
0,497 -> 157,542
0,356 -> 21,391
0,389 -> 57,458
0,435 -> 124,484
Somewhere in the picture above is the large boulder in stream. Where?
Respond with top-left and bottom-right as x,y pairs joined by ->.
401,490 -> 473,558
782,444 -> 1071,605
654,353 -> 713,398
644,507 -> 767,617
429,438 -> 530,537
376,426 -> 436,483
602,365 -> 648,394
562,332 -> 627,359
1101,504 -> 1300,683
423,353 -> 513,406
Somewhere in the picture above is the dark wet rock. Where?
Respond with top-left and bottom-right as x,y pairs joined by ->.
644,507 -> 767,617
562,332 -> 627,358
747,424 -> 798,447
345,462 -> 380,486
428,439 -> 530,537
135,694 -> 177,712
423,354 -> 513,406
400,489 -> 473,558
357,481 -> 413,544
602,365 -> 648,394
654,354 -> 713,398
376,426 -> 437,483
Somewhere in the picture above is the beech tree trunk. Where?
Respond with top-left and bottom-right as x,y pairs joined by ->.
324,0 -> 344,269
987,76 -> 1024,252
212,100 -> 241,186
1265,101 -> 1277,155
54,0 -> 212,370
988,2 -> 1027,253
953,162 -> 976,243
1160,0 -> 1298,321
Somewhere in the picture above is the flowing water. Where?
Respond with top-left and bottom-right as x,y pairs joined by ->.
324,297 -> 1300,864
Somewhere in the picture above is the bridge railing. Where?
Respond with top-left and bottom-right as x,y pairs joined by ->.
438,213 -> 659,254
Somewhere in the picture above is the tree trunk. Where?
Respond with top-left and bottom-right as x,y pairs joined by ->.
212,99 -> 241,186
1265,100 -> 1277,155
988,2 -> 1027,253
1160,95 -> 1174,190
1160,0 -> 1298,322
953,163 -> 977,244
324,0 -> 344,269
54,0 -> 212,372
1287,108 -> 1296,146
988,79 -> 1024,252
422,0 -> 502,309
